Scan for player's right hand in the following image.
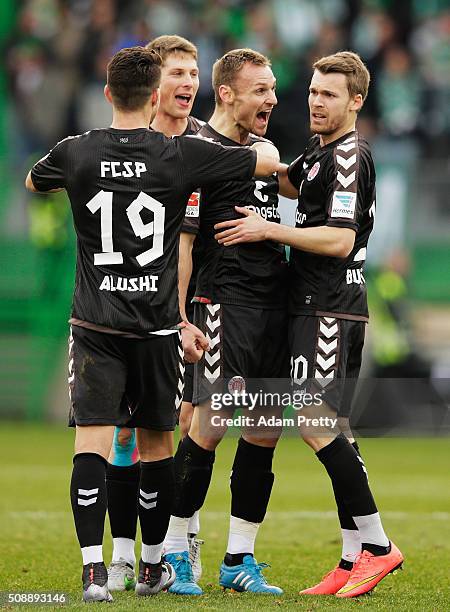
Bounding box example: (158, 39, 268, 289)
(181, 321, 209, 363)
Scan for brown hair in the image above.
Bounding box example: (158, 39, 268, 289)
(107, 46, 162, 111)
(146, 35, 198, 63)
(313, 51, 370, 102)
(212, 48, 271, 104)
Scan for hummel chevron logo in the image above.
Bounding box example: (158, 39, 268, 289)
(139, 490, 157, 510)
(205, 351, 220, 366)
(205, 366, 220, 382)
(337, 142, 356, 153)
(206, 304, 220, 315)
(318, 337, 338, 355)
(324, 317, 335, 324)
(78, 488, 98, 506)
(206, 316, 220, 332)
(314, 369, 334, 388)
(319, 322, 338, 338)
(207, 334, 220, 349)
(337, 171, 356, 188)
(336, 154, 356, 170)
(316, 353, 336, 370)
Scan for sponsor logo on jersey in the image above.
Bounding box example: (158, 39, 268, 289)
(186, 192, 200, 217)
(307, 161, 320, 181)
(346, 269, 365, 285)
(295, 209, 306, 225)
(99, 274, 159, 292)
(245, 204, 280, 220)
(331, 191, 356, 219)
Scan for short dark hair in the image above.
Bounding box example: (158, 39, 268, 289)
(146, 35, 198, 63)
(313, 51, 370, 102)
(212, 48, 271, 104)
(107, 46, 162, 111)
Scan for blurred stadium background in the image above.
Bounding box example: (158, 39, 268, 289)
(0, 0, 449, 422)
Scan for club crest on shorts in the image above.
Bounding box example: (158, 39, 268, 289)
(228, 376, 246, 394)
(307, 162, 320, 181)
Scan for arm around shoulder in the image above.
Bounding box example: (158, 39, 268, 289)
(251, 141, 281, 176)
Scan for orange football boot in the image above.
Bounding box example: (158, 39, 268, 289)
(336, 541, 403, 598)
(299, 566, 351, 595)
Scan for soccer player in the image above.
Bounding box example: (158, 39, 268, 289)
(105, 35, 205, 592)
(163, 48, 288, 596)
(25, 46, 280, 603)
(214, 51, 404, 598)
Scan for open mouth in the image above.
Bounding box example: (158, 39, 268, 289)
(312, 112, 327, 121)
(256, 110, 270, 124)
(175, 94, 192, 107)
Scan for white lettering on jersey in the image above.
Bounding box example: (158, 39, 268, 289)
(346, 269, 365, 285)
(295, 210, 306, 225)
(100, 161, 147, 178)
(254, 180, 269, 203)
(99, 274, 159, 292)
(245, 204, 280, 220)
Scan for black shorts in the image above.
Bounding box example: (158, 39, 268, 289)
(193, 302, 289, 404)
(183, 363, 194, 403)
(289, 315, 365, 417)
(68, 325, 184, 430)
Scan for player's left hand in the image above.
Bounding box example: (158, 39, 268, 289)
(181, 321, 209, 363)
(214, 206, 270, 245)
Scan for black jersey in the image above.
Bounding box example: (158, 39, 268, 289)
(193, 123, 287, 309)
(287, 130, 375, 321)
(30, 128, 256, 335)
(179, 116, 205, 312)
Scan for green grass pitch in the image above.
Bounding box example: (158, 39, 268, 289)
(0, 424, 449, 610)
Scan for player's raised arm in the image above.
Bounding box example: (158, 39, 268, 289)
(179, 134, 281, 188)
(250, 140, 281, 176)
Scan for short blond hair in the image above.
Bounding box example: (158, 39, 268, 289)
(146, 35, 197, 63)
(212, 48, 271, 105)
(313, 51, 370, 102)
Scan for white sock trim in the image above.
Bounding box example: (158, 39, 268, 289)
(341, 528, 361, 562)
(142, 542, 164, 564)
(112, 537, 136, 566)
(226, 515, 260, 555)
(353, 512, 389, 547)
(188, 510, 200, 536)
(81, 545, 103, 565)
(163, 515, 190, 554)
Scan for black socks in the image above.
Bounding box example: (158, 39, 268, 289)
(139, 457, 174, 546)
(106, 462, 140, 541)
(172, 435, 215, 517)
(230, 438, 275, 523)
(70, 453, 107, 549)
(316, 434, 377, 518)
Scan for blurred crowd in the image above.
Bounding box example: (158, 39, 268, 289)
(4, 0, 450, 162)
